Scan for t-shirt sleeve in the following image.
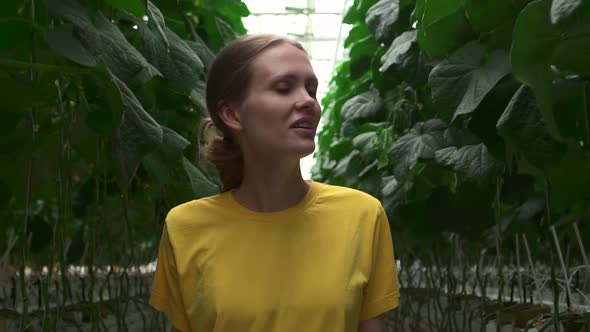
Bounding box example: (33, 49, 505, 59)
(359, 205, 400, 320)
(149, 224, 192, 332)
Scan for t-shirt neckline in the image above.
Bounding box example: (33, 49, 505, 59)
(223, 180, 320, 222)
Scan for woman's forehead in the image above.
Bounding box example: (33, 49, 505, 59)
(250, 43, 315, 79)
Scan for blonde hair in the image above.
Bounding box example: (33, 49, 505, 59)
(201, 34, 306, 192)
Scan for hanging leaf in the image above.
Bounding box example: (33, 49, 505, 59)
(182, 157, 219, 199)
(429, 42, 511, 122)
(0, 0, 30, 51)
(345, 25, 372, 49)
(109, 73, 164, 190)
(341, 88, 383, 121)
(434, 143, 502, 181)
(379, 30, 417, 74)
(46, 24, 97, 67)
(366, 0, 400, 43)
(511, 0, 590, 139)
(415, 0, 473, 56)
(465, 0, 522, 34)
(496, 85, 566, 170)
(139, 23, 204, 96)
(389, 119, 448, 178)
(46, 0, 161, 86)
(550, 0, 585, 24)
(105, 0, 145, 16)
(186, 35, 215, 70)
(381, 175, 413, 214)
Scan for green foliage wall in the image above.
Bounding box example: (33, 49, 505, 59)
(0, 0, 247, 301)
(313, 0, 590, 258)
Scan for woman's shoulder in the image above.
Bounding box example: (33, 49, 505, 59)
(313, 181, 382, 209)
(164, 192, 229, 229)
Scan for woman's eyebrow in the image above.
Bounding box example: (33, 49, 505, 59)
(270, 73, 318, 84)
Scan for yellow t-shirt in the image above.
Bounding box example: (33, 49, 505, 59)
(149, 181, 399, 332)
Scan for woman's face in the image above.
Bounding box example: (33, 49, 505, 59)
(229, 42, 321, 161)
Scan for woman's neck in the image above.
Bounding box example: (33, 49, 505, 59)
(232, 158, 310, 213)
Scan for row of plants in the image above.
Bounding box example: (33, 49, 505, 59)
(0, 0, 248, 329)
(313, 0, 590, 329)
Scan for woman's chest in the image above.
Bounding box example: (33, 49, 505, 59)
(180, 223, 369, 320)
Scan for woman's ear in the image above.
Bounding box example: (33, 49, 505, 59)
(218, 101, 243, 132)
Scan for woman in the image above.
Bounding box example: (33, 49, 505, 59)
(149, 34, 399, 332)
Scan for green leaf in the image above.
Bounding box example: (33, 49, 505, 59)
(366, 0, 400, 43)
(510, 0, 590, 139)
(182, 157, 219, 198)
(46, 24, 97, 67)
(146, 1, 169, 48)
(429, 42, 512, 121)
(496, 85, 566, 169)
(545, 143, 590, 211)
(389, 119, 448, 178)
(46, 0, 161, 86)
(379, 30, 417, 73)
(550, 0, 584, 24)
(139, 24, 204, 96)
(109, 73, 164, 190)
(341, 88, 383, 121)
(349, 35, 379, 78)
(465, 0, 522, 34)
(105, 0, 145, 16)
(186, 35, 215, 70)
(0, 0, 30, 51)
(190, 80, 207, 115)
(160, 126, 190, 161)
(143, 127, 190, 183)
(344, 24, 372, 49)
(381, 175, 413, 214)
(415, 0, 473, 56)
(434, 143, 501, 181)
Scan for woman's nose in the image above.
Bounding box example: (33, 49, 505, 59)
(294, 90, 317, 110)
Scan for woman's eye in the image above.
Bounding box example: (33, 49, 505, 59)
(307, 88, 317, 98)
(275, 84, 290, 94)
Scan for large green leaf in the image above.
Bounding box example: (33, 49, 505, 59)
(341, 88, 383, 121)
(379, 30, 417, 74)
(0, 0, 30, 51)
(344, 24, 372, 49)
(109, 73, 164, 190)
(46, 0, 161, 86)
(496, 85, 566, 169)
(550, 0, 585, 24)
(511, 0, 590, 139)
(139, 20, 204, 96)
(389, 119, 448, 178)
(434, 143, 501, 181)
(182, 157, 220, 199)
(465, 0, 522, 34)
(186, 35, 215, 70)
(429, 42, 512, 121)
(415, 0, 473, 56)
(46, 24, 97, 67)
(381, 175, 414, 214)
(143, 127, 190, 183)
(366, 0, 400, 43)
(105, 0, 145, 16)
(349, 35, 379, 78)
(344, 0, 380, 24)
(544, 143, 590, 211)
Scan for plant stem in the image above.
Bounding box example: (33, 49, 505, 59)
(515, 234, 524, 304)
(0, 59, 92, 74)
(550, 225, 572, 309)
(583, 82, 589, 147)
